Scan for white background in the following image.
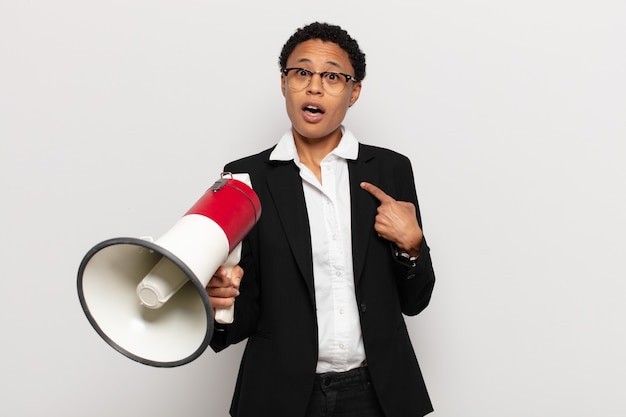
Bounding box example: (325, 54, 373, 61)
(1, 1, 625, 416)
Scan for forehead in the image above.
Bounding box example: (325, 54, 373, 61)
(287, 39, 353, 72)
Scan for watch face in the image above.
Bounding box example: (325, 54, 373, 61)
(395, 249, 417, 267)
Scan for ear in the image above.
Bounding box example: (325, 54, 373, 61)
(281, 73, 287, 97)
(348, 82, 362, 107)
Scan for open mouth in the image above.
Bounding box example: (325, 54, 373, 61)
(304, 105, 324, 114)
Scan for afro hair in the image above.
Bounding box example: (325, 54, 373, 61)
(278, 22, 366, 82)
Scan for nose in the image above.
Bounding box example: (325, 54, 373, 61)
(307, 73, 324, 95)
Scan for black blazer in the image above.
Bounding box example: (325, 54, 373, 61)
(211, 143, 435, 417)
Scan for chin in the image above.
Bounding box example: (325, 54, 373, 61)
(294, 125, 340, 142)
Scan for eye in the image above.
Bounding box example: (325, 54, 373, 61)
(296, 68, 311, 78)
(323, 72, 342, 84)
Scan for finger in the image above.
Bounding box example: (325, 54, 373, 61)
(209, 295, 235, 308)
(213, 266, 229, 279)
(360, 182, 395, 203)
(230, 265, 244, 289)
(207, 286, 240, 297)
(207, 272, 230, 288)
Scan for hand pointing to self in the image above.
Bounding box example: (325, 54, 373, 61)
(360, 182, 423, 257)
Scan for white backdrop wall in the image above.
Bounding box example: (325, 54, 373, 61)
(1, 1, 625, 416)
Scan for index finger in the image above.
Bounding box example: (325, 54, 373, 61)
(360, 182, 395, 203)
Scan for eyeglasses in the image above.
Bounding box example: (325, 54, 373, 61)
(282, 67, 359, 95)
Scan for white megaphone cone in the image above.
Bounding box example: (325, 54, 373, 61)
(77, 173, 261, 367)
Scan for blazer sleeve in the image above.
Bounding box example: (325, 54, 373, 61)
(391, 154, 436, 316)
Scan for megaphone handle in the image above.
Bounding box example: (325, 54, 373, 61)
(214, 242, 242, 324)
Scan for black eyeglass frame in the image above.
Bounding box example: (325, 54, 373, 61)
(281, 67, 360, 92)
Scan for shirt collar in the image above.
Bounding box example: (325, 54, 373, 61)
(269, 126, 359, 162)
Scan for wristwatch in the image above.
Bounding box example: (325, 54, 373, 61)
(394, 248, 419, 268)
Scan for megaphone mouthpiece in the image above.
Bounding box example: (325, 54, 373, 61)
(136, 256, 190, 309)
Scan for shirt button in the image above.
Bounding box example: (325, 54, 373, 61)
(360, 303, 367, 313)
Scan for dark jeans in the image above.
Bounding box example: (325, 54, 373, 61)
(304, 366, 386, 417)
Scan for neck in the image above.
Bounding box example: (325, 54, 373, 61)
(292, 128, 342, 183)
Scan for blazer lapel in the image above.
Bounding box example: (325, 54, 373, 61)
(265, 162, 316, 306)
(348, 145, 379, 286)
(262, 145, 379, 302)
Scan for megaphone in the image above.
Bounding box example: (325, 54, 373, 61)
(77, 172, 261, 367)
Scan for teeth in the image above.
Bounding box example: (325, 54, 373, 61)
(305, 106, 322, 113)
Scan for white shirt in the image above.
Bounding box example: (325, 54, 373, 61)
(270, 128, 366, 373)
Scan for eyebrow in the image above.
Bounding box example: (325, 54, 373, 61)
(293, 57, 343, 70)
